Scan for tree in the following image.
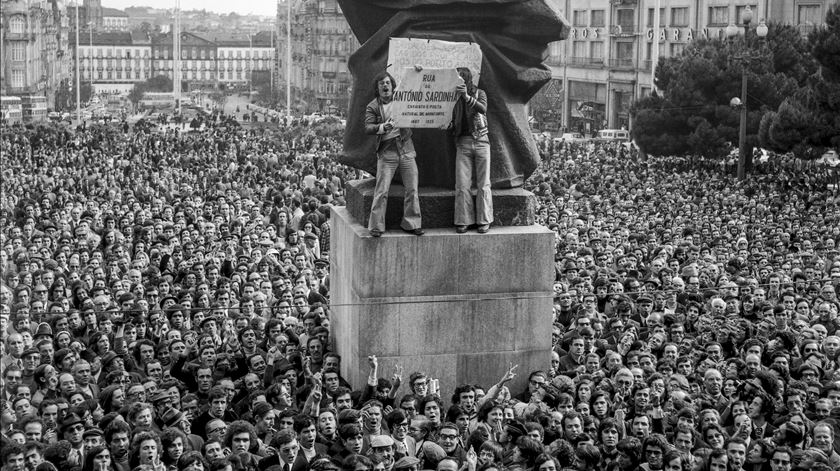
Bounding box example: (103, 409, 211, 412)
(631, 22, 816, 165)
(760, 4, 840, 157)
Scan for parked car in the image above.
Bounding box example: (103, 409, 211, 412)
(595, 129, 630, 142)
(560, 132, 587, 142)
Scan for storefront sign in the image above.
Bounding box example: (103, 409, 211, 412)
(645, 27, 728, 42)
(569, 27, 602, 39)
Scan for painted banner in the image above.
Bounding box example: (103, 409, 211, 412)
(387, 37, 483, 88)
(391, 67, 462, 129)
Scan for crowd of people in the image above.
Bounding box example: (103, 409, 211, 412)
(0, 113, 839, 471)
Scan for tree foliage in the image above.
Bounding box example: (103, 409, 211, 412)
(631, 22, 816, 161)
(128, 75, 175, 105)
(760, 4, 840, 157)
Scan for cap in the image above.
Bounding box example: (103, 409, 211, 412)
(35, 322, 53, 338)
(82, 427, 104, 439)
(313, 258, 328, 267)
(505, 420, 527, 438)
(101, 351, 119, 368)
(150, 391, 172, 404)
(370, 435, 395, 448)
(394, 457, 421, 470)
(21, 347, 39, 358)
(160, 407, 186, 428)
(637, 294, 653, 304)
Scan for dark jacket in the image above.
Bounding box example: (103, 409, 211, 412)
(451, 88, 488, 139)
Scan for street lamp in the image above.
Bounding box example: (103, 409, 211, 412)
(726, 6, 768, 181)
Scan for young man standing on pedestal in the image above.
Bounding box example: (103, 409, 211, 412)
(364, 71, 424, 237)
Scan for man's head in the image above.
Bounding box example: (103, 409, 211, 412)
(374, 72, 396, 101)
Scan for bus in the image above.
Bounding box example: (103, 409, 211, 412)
(0, 96, 23, 124)
(139, 92, 175, 110)
(20, 95, 47, 122)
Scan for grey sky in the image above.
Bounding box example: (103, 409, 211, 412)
(102, 0, 279, 17)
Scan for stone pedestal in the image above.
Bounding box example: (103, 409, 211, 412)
(330, 202, 554, 400)
(345, 179, 537, 230)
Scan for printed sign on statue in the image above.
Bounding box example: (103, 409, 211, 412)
(390, 68, 462, 129)
(387, 38, 483, 88)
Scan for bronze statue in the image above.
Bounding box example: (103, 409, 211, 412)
(337, 0, 570, 189)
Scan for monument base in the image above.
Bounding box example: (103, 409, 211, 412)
(330, 206, 554, 400)
(345, 179, 537, 230)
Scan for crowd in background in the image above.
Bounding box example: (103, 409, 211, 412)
(1, 116, 839, 471)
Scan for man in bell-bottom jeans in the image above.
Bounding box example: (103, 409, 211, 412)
(452, 67, 492, 234)
(365, 71, 424, 237)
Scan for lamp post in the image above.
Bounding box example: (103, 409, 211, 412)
(726, 6, 768, 181)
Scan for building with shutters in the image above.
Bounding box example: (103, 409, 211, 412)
(545, 0, 840, 136)
(1, 0, 71, 109)
(70, 30, 152, 94)
(276, 0, 357, 114)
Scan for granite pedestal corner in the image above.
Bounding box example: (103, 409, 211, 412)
(330, 205, 554, 399)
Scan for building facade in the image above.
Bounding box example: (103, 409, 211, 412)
(203, 31, 273, 87)
(67, 29, 277, 95)
(1, 0, 70, 109)
(71, 31, 152, 94)
(151, 32, 218, 90)
(277, 0, 357, 114)
(101, 7, 128, 31)
(548, 0, 840, 136)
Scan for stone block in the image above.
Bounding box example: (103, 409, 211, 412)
(330, 206, 554, 400)
(344, 178, 537, 229)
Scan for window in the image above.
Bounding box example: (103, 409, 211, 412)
(191, 48, 197, 59)
(11, 43, 25, 61)
(200, 49, 206, 59)
(616, 9, 635, 30)
(709, 6, 729, 26)
(155, 49, 160, 59)
(650, 41, 665, 59)
(591, 41, 604, 62)
(671, 7, 689, 26)
(116, 48, 122, 57)
(591, 10, 605, 27)
(647, 8, 665, 26)
(10, 15, 25, 33)
(798, 4, 821, 25)
(573, 10, 587, 26)
(573, 41, 587, 58)
(11, 69, 25, 87)
(670, 43, 686, 56)
(614, 41, 634, 66)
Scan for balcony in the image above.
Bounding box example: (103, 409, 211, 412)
(609, 58, 636, 69)
(566, 57, 606, 67)
(610, 24, 637, 37)
(5, 32, 31, 41)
